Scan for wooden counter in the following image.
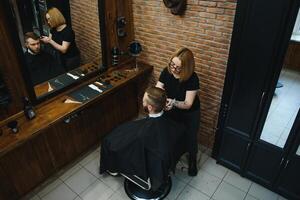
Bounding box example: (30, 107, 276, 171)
(0, 62, 152, 200)
(34, 60, 101, 97)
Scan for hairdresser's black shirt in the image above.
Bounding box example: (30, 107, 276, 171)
(159, 67, 200, 113)
(51, 26, 79, 60)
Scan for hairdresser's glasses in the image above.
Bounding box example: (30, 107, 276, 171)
(169, 61, 182, 72)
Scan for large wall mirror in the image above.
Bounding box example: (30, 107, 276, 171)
(6, 0, 106, 101)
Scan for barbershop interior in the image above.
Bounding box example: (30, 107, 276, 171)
(0, 0, 299, 200)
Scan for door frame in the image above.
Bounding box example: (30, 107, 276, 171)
(213, 0, 300, 159)
(212, 0, 300, 198)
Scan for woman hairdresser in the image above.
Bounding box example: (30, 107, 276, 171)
(41, 7, 80, 71)
(156, 47, 200, 176)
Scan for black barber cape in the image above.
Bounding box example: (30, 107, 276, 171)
(100, 114, 185, 190)
(24, 49, 65, 85)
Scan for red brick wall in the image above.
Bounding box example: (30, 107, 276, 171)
(69, 0, 101, 64)
(132, 0, 237, 148)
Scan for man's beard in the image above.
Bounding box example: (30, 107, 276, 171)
(143, 105, 149, 114)
(29, 47, 40, 55)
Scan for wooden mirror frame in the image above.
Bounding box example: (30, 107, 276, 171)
(1, 0, 108, 105)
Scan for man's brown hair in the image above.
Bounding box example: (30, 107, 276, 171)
(145, 86, 167, 112)
(24, 32, 39, 43)
(167, 47, 195, 82)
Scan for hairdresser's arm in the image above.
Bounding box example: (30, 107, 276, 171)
(41, 35, 70, 54)
(173, 90, 197, 110)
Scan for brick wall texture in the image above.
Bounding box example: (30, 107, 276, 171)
(69, 0, 102, 64)
(132, 0, 237, 148)
(68, 0, 237, 149)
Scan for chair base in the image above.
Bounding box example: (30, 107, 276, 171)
(124, 177, 172, 200)
(276, 81, 283, 88)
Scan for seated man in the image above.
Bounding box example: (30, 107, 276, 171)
(100, 86, 186, 190)
(24, 32, 65, 85)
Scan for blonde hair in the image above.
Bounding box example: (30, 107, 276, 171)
(168, 47, 195, 82)
(46, 7, 66, 28)
(145, 86, 167, 112)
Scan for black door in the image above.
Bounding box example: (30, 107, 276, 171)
(213, 0, 300, 199)
(275, 109, 300, 199)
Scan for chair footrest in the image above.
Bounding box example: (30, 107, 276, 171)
(124, 176, 172, 200)
(121, 174, 150, 190)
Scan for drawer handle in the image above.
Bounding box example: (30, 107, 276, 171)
(64, 117, 71, 124)
(64, 112, 81, 124)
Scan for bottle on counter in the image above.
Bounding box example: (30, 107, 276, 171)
(23, 97, 36, 120)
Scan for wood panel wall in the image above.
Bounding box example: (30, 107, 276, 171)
(104, 0, 135, 66)
(0, 1, 28, 120)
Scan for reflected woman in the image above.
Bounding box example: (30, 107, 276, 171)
(41, 7, 80, 71)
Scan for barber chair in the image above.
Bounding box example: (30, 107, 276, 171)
(120, 137, 186, 200)
(276, 81, 283, 88)
(101, 117, 188, 200)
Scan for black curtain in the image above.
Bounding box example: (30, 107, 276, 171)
(16, 0, 34, 33)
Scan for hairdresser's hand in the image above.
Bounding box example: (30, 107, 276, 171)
(165, 98, 175, 111)
(40, 36, 51, 43)
(40, 34, 52, 44)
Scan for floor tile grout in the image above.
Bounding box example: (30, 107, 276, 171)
(210, 169, 229, 200)
(222, 176, 252, 194)
(174, 181, 189, 200)
(28, 148, 287, 200)
(243, 182, 253, 200)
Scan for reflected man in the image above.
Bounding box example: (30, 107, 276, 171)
(24, 32, 65, 85)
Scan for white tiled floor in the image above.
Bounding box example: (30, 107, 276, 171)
(260, 68, 300, 147)
(23, 146, 287, 200)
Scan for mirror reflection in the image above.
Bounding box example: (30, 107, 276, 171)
(260, 9, 300, 147)
(260, 69, 300, 148)
(9, 0, 102, 98)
